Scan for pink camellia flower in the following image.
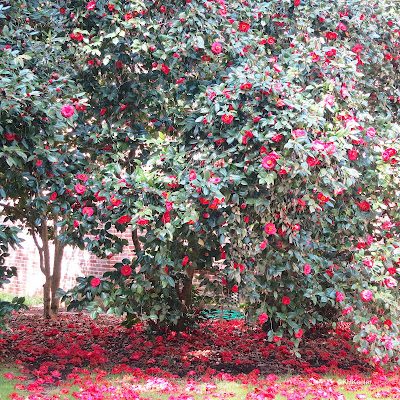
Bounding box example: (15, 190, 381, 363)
(366, 127, 376, 138)
(303, 264, 312, 275)
(189, 170, 196, 181)
(87, 1, 96, 10)
(258, 313, 268, 324)
(324, 94, 335, 106)
(336, 292, 345, 302)
(61, 104, 75, 118)
(324, 142, 336, 155)
(273, 64, 283, 72)
(312, 139, 326, 152)
(211, 42, 222, 54)
(82, 206, 94, 217)
(264, 223, 277, 235)
(348, 149, 358, 160)
(292, 129, 306, 139)
(260, 240, 268, 250)
(385, 277, 397, 288)
(208, 177, 221, 184)
(370, 317, 378, 324)
(360, 289, 373, 301)
(90, 277, 101, 287)
(262, 156, 276, 169)
(75, 184, 86, 195)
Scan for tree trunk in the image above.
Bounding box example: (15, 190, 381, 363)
(174, 266, 195, 331)
(41, 220, 52, 319)
(50, 238, 64, 315)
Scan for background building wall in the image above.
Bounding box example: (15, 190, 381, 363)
(1, 229, 136, 297)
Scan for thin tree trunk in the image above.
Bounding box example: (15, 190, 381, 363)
(50, 219, 65, 315)
(50, 238, 64, 315)
(41, 220, 52, 319)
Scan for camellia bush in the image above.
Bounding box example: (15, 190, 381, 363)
(7, 0, 400, 364)
(0, 0, 92, 317)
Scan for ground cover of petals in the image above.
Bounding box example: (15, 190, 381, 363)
(1, 310, 400, 399)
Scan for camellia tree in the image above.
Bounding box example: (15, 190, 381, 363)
(13, 0, 400, 364)
(0, 0, 92, 317)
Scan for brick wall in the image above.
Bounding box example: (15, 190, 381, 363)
(0, 229, 136, 298)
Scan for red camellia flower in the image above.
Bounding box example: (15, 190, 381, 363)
(182, 256, 189, 266)
(294, 329, 303, 338)
(282, 296, 291, 305)
(117, 215, 132, 224)
(110, 195, 122, 206)
(82, 206, 94, 217)
(326, 32, 338, 40)
(115, 61, 123, 69)
(87, 1, 96, 10)
(211, 42, 223, 54)
(90, 277, 101, 287)
(303, 264, 311, 275)
(348, 149, 358, 160)
(161, 64, 170, 74)
(61, 104, 75, 118)
(352, 44, 363, 53)
(317, 193, 329, 203)
(50, 192, 57, 201)
(70, 32, 84, 41)
(221, 114, 233, 124)
(258, 313, 268, 324)
(262, 156, 276, 169)
(240, 82, 252, 90)
(360, 289, 373, 301)
(137, 218, 149, 225)
(239, 22, 250, 32)
(265, 223, 277, 235)
(231, 285, 239, 293)
(121, 265, 132, 276)
(267, 37, 275, 44)
(75, 184, 86, 195)
(5, 132, 15, 141)
(358, 201, 370, 211)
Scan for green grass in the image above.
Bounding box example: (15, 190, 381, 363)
(0, 365, 30, 399)
(0, 292, 43, 306)
(0, 368, 379, 400)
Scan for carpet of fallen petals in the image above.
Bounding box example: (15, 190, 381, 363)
(1, 310, 400, 399)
